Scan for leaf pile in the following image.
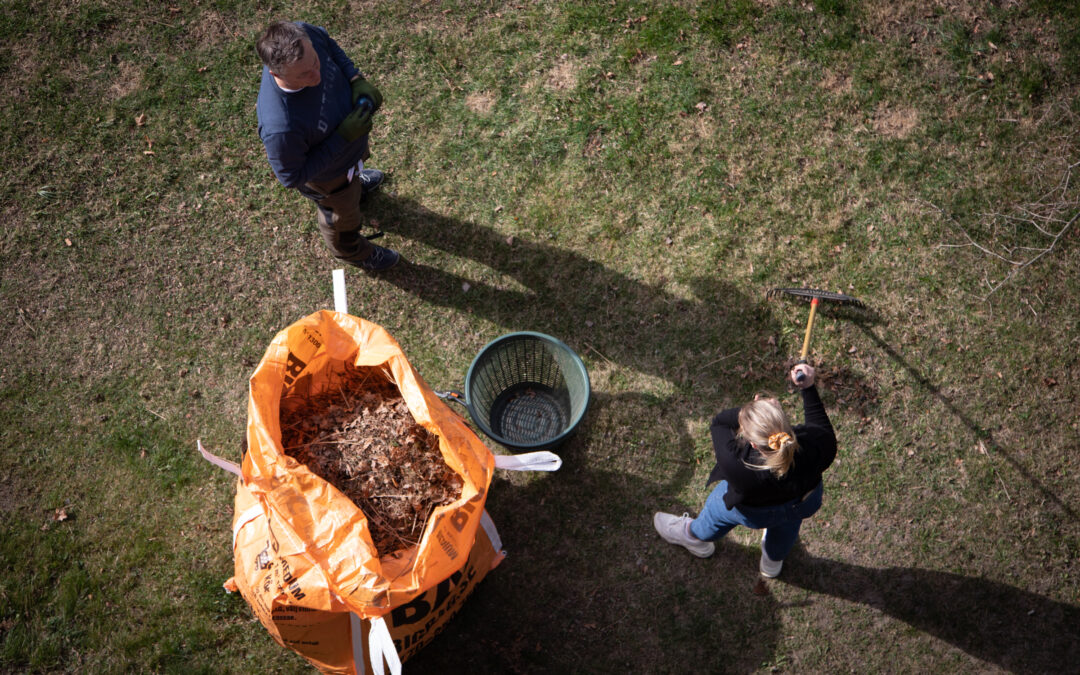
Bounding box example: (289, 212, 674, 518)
(280, 364, 463, 557)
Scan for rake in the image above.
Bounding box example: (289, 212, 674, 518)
(766, 287, 867, 382)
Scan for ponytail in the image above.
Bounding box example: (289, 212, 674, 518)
(737, 398, 799, 478)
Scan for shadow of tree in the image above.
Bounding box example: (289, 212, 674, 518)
(784, 553, 1080, 674)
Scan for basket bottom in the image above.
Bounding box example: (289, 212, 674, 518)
(488, 382, 569, 446)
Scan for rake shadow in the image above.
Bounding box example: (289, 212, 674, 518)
(857, 323, 1078, 524)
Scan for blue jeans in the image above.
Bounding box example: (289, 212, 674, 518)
(689, 480, 824, 561)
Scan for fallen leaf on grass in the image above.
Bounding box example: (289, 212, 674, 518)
(135, 113, 147, 126)
(53, 507, 69, 522)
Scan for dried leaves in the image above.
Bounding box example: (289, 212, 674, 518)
(280, 364, 463, 558)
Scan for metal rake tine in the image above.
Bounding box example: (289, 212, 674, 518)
(767, 287, 866, 308)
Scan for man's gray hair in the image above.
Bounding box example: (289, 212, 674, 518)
(256, 22, 309, 71)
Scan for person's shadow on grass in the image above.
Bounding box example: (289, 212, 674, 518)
(783, 552, 1080, 674)
(368, 193, 784, 394)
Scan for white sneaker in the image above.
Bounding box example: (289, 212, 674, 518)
(653, 512, 715, 558)
(759, 530, 783, 577)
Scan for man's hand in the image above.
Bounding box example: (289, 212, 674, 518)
(350, 77, 383, 112)
(336, 106, 373, 142)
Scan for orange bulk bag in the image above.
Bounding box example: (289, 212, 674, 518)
(225, 478, 504, 673)
(223, 310, 503, 673)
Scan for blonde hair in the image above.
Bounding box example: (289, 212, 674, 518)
(737, 398, 799, 477)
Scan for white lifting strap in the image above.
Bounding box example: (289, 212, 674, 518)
(492, 451, 562, 472)
(367, 615, 402, 675)
(197, 440, 241, 476)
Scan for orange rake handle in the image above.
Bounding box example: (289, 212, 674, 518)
(799, 297, 819, 361)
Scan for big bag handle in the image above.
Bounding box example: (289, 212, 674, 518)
(493, 451, 562, 472)
(198, 442, 561, 475)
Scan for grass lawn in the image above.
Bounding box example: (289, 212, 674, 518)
(2, 0, 1078, 672)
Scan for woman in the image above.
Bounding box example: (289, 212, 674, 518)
(653, 363, 837, 577)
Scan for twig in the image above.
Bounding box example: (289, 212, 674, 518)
(1020, 297, 1038, 317)
(995, 470, 1012, 502)
(583, 341, 617, 368)
(701, 350, 743, 369)
(15, 306, 37, 335)
(928, 159, 1079, 300)
(433, 59, 462, 92)
(983, 209, 1076, 299)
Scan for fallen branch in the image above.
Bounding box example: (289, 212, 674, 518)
(932, 159, 1079, 300)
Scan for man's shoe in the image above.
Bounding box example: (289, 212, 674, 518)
(356, 169, 384, 195)
(356, 244, 400, 272)
(653, 512, 715, 558)
(759, 530, 784, 578)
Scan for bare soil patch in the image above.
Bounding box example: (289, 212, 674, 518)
(280, 364, 463, 557)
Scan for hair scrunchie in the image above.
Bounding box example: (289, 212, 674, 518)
(767, 432, 792, 452)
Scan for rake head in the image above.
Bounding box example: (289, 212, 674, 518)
(766, 287, 867, 308)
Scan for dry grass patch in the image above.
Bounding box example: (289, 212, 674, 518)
(666, 113, 719, 155)
(862, 0, 983, 39)
(6, 42, 42, 104)
(185, 9, 245, 50)
(465, 90, 496, 115)
(108, 60, 144, 100)
(872, 103, 920, 139)
(818, 69, 852, 95)
(542, 54, 579, 91)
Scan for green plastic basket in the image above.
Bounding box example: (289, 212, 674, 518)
(445, 332, 590, 451)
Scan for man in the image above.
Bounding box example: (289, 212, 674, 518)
(256, 21, 400, 272)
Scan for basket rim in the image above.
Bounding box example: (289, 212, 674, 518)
(462, 331, 591, 450)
